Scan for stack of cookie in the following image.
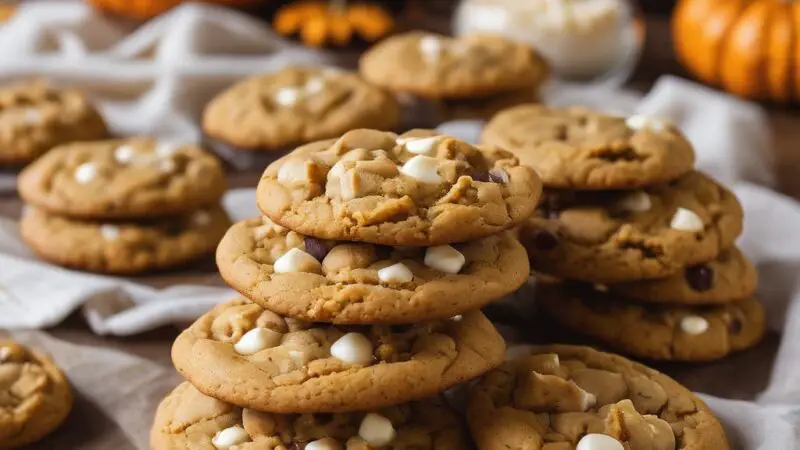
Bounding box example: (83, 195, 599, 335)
(360, 32, 549, 124)
(151, 128, 544, 448)
(17, 138, 230, 274)
(482, 104, 765, 362)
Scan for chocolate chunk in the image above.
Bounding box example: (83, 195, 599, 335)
(531, 230, 559, 251)
(471, 171, 491, 182)
(685, 265, 713, 291)
(472, 169, 508, 183)
(303, 236, 329, 261)
(728, 318, 742, 335)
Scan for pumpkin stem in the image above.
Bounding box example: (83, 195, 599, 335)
(329, 0, 348, 14)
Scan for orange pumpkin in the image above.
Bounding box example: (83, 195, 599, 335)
(87, 0, 266, 20)
(273, 1, 394, 47)
(673, 0, 800, 102)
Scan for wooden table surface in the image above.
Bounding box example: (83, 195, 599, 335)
(1, 14, 794, 447)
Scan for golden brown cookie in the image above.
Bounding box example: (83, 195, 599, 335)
(151, 382, 467, 450)
(609, 247, 758, 305)
(536, 282, 765, 361)
(482, 105, 695, 189)
(468, 344, 730, 450)
(20, 206, 231, 274)
(521, 171, 744, 283)
(359, 32, 548, 99)
(202, 67, 400, 153)
(0, 80, 108, 166)
(257, 129, 542, 246)
(18, 138, 227, 220)
(0, 341, 73, 450)
(216, 216, 530, 324)
(172, 297, 505, 413)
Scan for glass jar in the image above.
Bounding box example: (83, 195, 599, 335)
(454, 0, 646, 88)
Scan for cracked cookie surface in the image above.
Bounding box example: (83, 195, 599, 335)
(468, 344, 730, 450)
(0, 80, 108, 166)
(18, 138, 227, 219)
(536, 283, 765, 361)
(151, 382, 467, 450)
(0, 340, 72, 450)
(521, 171, 743, 283)
(216, 216, 530, 324)
(359, 32, 548, 99)
(609, 247, 757, 305)
(172, 297, 505, 413)
(21, 205, 231, 274)
(482, 105, 695, 189)
(257, 129, 542, 246)
(202, 67, 400, 152)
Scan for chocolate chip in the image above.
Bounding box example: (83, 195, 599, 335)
(471, 171, 490, 182)
(728, 318, 742, 335)
(685, 265, 713, 291)
(303, 236, 329, 261)
(531, 230, 559, 251)
(471, 169, 508, 183)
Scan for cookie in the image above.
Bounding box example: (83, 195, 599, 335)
(360, 32, 548, 99)
(257, 129, 542, 246)
(468, 344, 730, 450)
(202, 67, 400, 153)
(0, 340, 73, 450)
(0, 80, 108, 166)
(482, 105, 695, 189)
(151, 382, 467, 450)
(521, 171, 744, 283)
(18, 138, 227, 220)
(20, 205, 231, 274)
(217, 216, 530, 324)
(609, 247, 758, 305)
(172, 297, 505, 413)
(536, 282, 765, 361)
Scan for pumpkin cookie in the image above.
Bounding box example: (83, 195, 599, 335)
(257, 129, 542, 246)
(0, 80, 108, 166)
(536, 283, 765, 361)
(151, 382, 467, 450)
(360, 32, 548, 99)
(217, 216, 530, 324)
(468, 344, 730, 450)
(18, 138, 227, 220)
(202, 67, 399, 154)
(609, 247, 758, 305)
(172, 297, 505, 413)
(0, 340, 73, 450)
(20, 205, 231, 274)
(521, 171, 743, 283)
(482, 105, 695, 189)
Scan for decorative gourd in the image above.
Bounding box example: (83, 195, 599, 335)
(87, 0, 265, 20)
(673, 0, 798, 102)
(273, 0, 394, 47)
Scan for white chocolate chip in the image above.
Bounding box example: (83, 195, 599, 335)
(593, 284, 609, 292)
(626, 115, 669, 133)
(74, 162, 98, 184)
(234, 327, 283, 355)
(670, 207, 704, 232)
(330, 332, 373, 365)
(114, 145, 136, 164)
(305, 77, 326, 94)
(400, 155, 442, 184)
(424, 245, 466, 274)
(158, 159, 176, 174)
(278, 159, 310, 183)
(155, 141, 182, 159)
(23, 108, 42, 124)
(100, 225, 120, 241)
(328, 161, 348, 180)
(339, 170, 356, 201)
(616, 191, 651, 213)
(450, 315, 463, 322)
(580, 389, 597, 411)
(0, 346, 11, 362)
(273, 248, 322, 274)
(275, 87, 300, 107)
(305, 438, 342, 450)
(212, 426, 250, 449)
(680, 316, 709, 335)
(191, 210, 212, 227)
(358, 413, 396, 447)
(401, 136, 439, 155)
(576, 433, 624, 450)
(419, 36, 442, 62)
(377, 262, 414, 284)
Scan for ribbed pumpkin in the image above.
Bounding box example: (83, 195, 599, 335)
(673, 0, 799, 102)
(87, 0, 266, 20)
